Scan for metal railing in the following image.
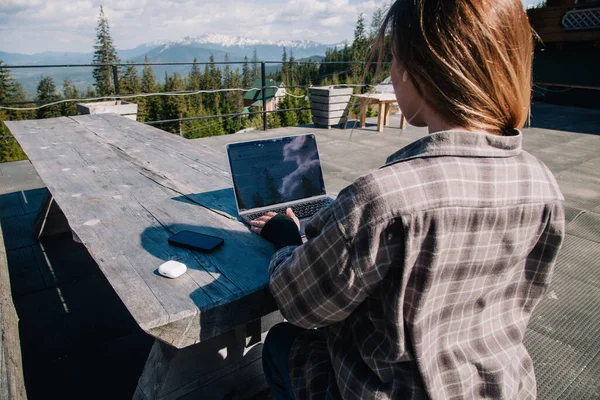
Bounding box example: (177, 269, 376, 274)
(0, 60, 380, 135)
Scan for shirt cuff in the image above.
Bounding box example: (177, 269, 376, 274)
(268, 245, 298, 277)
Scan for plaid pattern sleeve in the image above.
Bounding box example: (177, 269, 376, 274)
(267, 130, 566, 400)
(268, 182, 385, 328)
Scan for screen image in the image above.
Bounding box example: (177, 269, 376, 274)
(228, 135, 326, 212)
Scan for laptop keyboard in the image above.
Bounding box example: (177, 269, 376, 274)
(247, 198, 333, 221)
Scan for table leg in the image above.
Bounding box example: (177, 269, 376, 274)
(400, 114, 407, 129)
(33, 189, 71, 239)
(359, 100, 367, 128)
(134, 311, 282, 400)
(384, 103, 391, 127)
(377, 102, 385, 132)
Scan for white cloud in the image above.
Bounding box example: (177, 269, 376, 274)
(0, 0, 44, 14)
(0, 0, 537, 55)
(320, 16, 344, 27)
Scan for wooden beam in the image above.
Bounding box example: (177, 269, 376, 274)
(134, 311, 282, 400)
(32, 190, 71, 239)
(0, 221, 27, 400)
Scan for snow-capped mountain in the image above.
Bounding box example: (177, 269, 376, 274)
(152, 33, 345, 51)
(121, 35, 341, 72)
(3, 34, 344, 95)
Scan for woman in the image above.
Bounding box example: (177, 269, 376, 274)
(251, 0, 565, 399)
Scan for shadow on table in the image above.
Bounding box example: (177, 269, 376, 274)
(139, 222, 281, 398)
(139, 221, 278, 336)
(171, 188, 239, 218)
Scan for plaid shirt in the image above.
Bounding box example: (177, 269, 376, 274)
(268, 130, 565, 400)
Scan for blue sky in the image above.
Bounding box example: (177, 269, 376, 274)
(0, 0, 544, 54)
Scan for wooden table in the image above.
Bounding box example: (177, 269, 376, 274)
(6, 114, 282, 399)
(353, 93, 406, 132)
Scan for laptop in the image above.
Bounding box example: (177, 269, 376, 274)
(226, 134, 334, 236)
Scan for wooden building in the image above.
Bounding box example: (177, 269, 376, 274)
(243, 79, 286, 112)
(527, 0, 600, 106)
(528, 0, 600, 44)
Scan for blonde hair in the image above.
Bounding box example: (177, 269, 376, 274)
(373, 0, 534, 135)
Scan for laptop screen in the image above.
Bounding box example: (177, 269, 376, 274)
(227, 134, 326, 212)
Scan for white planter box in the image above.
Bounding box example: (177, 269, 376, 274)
(77, 101, 138, 121)
(309, 87, 352, 128)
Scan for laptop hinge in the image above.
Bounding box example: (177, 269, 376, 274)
(239, 195, 329, 217)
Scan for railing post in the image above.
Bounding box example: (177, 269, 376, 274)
(112, 65, 120, 98)
(261, 62, 267, 131)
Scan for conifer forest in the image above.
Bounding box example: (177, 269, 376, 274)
(0, 5, 392, 162)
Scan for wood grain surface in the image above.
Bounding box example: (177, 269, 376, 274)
(6, 115, 277, 348)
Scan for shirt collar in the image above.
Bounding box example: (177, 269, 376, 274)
(383, 129, 522, 167)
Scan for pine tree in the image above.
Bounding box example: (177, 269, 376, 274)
(0, 62, 28, 162)
(141, 56, 156, 93)
(85, 86, 96, 98)
(351, 13, 368, 81)
(187, 57, 203, 115)
(251, 49, 260, 81)
(342, 42, 350, 62)
(288, 52, 296, 86)
(11, 81, 29, 111)
(36, 76, 62, 119)
(223, 54, 233, 89)
(278, 91, 299, 127)
(61, 77, 79, 116)
(267, 112, 281, 129)
(242, 56, 252, 88)
(298, 98, 312, 125)
(369, 4, 385, 40)
(332, 72, 340, 85)
(204, 55, 222, 113)
(162, 72, 187, 135)
(222, 63, 244, 133)
(367, 3, 393, 81)
(140, 56, 160, 122)
(182, 116, 224, 139)
(0, 135, 26, 162)
(120, 62, 140, 94)
(119, 61, 143, 118)
(209, 55, 222, 88)
(221, 102, 240, 133)
(281, 47, 288, 84)
(0, 63, 14, 105)
(92, 6, 120, 96)
(187, 57, 202, 90)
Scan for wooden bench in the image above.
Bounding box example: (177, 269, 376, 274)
(6, 115, 283, 399)
(0, 221, 27, 400)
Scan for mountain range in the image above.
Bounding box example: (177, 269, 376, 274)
(1, 34, 344, 96)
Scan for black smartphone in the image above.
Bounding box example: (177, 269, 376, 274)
(168, 231, 224, 253)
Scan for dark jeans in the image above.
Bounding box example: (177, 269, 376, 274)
(262, 322, 306, 400)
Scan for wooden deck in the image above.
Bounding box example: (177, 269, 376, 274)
(1, 103, 599, 399)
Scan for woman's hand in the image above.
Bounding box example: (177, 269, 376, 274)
(250, 208, 300, 235)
